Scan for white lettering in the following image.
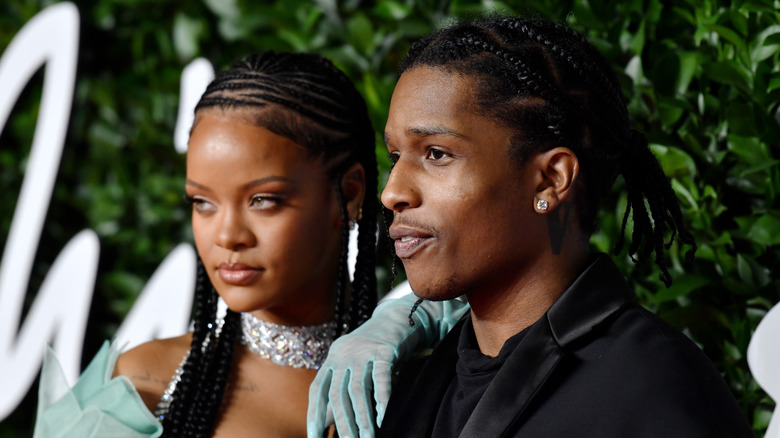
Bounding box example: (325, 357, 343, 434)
(114, 243, 197, 350)
(174, 58, 214, 153)
(0, 4, 204, 421)
(0, 2, 84, 419)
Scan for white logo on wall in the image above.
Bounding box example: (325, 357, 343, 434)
(0, 2, 213, 420)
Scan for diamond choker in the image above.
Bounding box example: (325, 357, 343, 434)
(240, 313, 336, 370)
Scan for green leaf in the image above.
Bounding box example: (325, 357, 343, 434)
(203, 0, 239, 20)
(652, 274, 711, 303)
(630, 19, 646, 55)
(650, 144, 697, 177)
(739, 160, 780, 178)
(768, 75, 780, 92)
(676, 52, 699, 95)
(736, 254, 754, 286)
(704, 24, 748, 56)
(727, 135, 768, 164)
(746, 214, 780, 245)
(750, 24, 780, 64)
(709, 231, 733, 247)
(703, 61, 749, 89)
(726, 102, 757, 136)
(671, 178, 698, 208)
(657, 101, 685, 127)
(346, 13, 374, 54)
(624, 55, 644, 86)
(374, 0, 412, 20)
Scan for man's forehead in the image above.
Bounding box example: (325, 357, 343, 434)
(383, 125, 466, 144)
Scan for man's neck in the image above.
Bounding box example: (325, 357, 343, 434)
(466, 251, 589, 357)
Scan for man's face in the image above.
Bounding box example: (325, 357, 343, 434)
(382, 66, 547, 302)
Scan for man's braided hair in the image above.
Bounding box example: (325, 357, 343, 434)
(399, 16, 696, 286)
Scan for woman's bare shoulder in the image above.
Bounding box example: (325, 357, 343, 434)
(113, 333, 193, 411)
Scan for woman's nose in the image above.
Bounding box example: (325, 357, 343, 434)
(215, 209, 257, 251)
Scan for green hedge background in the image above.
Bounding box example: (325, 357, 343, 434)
(1, 0, 778, 436)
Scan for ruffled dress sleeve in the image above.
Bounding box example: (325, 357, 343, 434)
(33, 340, 163, 438)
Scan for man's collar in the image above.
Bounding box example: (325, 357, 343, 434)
(546, 253, 635, 347)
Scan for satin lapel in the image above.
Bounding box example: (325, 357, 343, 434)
(380, 318, 463, 437)
(458, 255, 630, 438)
(458, 318, 563, 438)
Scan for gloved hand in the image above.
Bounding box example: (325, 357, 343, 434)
(307, 294, 469, 438)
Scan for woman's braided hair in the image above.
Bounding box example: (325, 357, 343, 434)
(399, 15, 696, 286)
(161, 51, 378, 437)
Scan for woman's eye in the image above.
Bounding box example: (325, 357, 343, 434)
(184, 195, 216, 213)
(250, 196, 280, 210)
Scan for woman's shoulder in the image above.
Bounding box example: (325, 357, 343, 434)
(113, 333, 193, 412)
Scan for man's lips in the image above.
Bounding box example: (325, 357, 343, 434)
(389, 225, 434, 259)
(217, 262, 263, 285)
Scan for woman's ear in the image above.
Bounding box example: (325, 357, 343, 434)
(340, 162, 366, 221)
(532, 147, 579, 214)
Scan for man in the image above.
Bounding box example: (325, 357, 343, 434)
(310, 16, 753, 438)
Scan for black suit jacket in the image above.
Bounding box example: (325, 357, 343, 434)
(379, 255, 753, 437)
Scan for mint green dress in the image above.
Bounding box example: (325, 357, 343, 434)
(33, 341, 163, 438)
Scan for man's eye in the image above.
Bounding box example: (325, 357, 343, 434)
(425, 147, 450, 161)
(387, 152, 400, 165)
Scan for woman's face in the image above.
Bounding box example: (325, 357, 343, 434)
(186, 110, 343, 325)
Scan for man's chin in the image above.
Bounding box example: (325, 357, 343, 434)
(409, 275, 465, 302)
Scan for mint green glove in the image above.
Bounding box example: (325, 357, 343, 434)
(307, 294, 469, 438)
(33, 341, 163, 438)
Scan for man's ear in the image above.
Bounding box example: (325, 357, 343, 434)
(532, 147, 579, 214)
(340, 162, 366, 221)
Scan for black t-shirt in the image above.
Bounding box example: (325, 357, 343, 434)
(431, 316, 529, 436)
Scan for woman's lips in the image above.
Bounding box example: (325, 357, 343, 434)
(218, 263, 262, 285)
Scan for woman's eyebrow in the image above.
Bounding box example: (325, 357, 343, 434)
(185, 175, 296, 192)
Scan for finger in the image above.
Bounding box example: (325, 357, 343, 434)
(332, 368, 360, 438)
(372, 361, 393, 427)
(307, 368, 333, 438)
(348, 360, 376, 437)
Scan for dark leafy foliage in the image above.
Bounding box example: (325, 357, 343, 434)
(1, 0, 777, 436)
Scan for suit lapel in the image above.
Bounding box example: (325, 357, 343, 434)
(460, 255, 632, 437)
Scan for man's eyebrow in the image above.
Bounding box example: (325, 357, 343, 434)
(185, 175, 295, 192)
(383, 126, 466, 144)
(408, 125, 466, 139)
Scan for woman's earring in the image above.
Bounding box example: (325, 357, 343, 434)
(536, 199, 549, 212)
(357, 206, 363, 221)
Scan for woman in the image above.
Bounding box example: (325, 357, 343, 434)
(35, 51, 379, 438)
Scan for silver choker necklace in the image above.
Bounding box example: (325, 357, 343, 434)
(240, 313, 336, 370)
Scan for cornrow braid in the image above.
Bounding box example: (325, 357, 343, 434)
(334, 175, 351, 334)
(399, 16, 696, 285)
(161, 258, 222, 437)
(164, 51, 378, 437)
(181, 310, 240, 437)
